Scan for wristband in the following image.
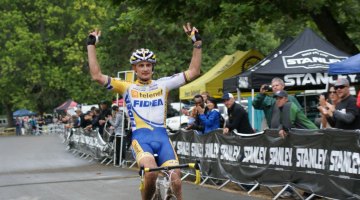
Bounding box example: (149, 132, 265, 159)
(87, 35, 98, 46)
(189, 31, 202, 44)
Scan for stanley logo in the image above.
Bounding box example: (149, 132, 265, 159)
(282, 49, 347, 69)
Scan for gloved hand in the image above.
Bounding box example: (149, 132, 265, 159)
(183, 23, 201, 44)
(87, 29, 101, 46)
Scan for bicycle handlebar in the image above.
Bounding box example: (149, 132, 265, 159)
(139, 160, 201, 185)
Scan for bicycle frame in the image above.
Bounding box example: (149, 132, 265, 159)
(138, 161, 201, 199)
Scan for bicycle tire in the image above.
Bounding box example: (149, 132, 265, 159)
(151, 193, 163, 200)
(152, 178, 163, 200)
(164, 189, 177, 200)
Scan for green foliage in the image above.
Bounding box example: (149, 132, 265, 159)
(0, 0, 111, 116)
(0, 0, 359, 119)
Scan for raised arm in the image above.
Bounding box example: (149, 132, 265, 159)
(183, 23, 202, 81)
(87, 29, 108, 85)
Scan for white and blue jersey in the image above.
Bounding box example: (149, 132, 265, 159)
(105, 72, 189, 166)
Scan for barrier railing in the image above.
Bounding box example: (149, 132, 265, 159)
(170, 128, 360, 200)
(57, 125, 360, 199)
(61, 126, 135, 167)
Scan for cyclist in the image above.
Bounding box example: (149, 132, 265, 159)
(87, 23, 202, 200)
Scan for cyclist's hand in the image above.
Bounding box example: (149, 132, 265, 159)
(183, 22, 201, 43)
(87, 29, 101, 46)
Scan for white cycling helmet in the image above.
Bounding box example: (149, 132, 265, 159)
(129, 48, 156, 65)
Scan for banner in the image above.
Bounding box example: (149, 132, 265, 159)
(170, 129, 360, 199)
(67, 128, 112, 160)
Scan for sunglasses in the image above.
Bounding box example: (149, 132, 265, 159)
(335, 85, 347, 90)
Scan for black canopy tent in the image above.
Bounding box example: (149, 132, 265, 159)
(223, 28, 352, 92)
(223, 37, 294, 93)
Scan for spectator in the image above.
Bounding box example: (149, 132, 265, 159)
(271, 90, 319, 198)
(271, 90, 318, 138)
(71, 115, 80, 128)
(73, 109, 82, 128)
(318, 85, 339, 128)
(91, 108, 101, 130)
(185, 94, 207, 133)
(80, 111, 93, 130)
(15, 117, 22, 136)
(37, 116, 45, 135)
(21, 117, 26, 135)
(253, 77, 302, 127)
(29, 116, 37, 135)
(109, 106, 124, 138)
(222, 93, 254, 134)
(201, 91, 210, 104)
(96, 100, 112, 137)
(61, 114, 71, 127)
(197, 97, 220, 134)
(90, 106, 97, 112)
(325, 78, 360, 129)
(180, 93, 208, 119)
(109, 105, 128, 160)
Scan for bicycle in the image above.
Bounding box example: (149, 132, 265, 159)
(139, 160, 201, 200)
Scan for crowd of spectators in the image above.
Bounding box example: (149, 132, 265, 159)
(13, 115, 49, 136)
(15, 77, 360, 139)
(57, 100, 131, 147)
(178, 77, 360, 197)
(183, 91, 254, 135)
(10, 76, 358, 140)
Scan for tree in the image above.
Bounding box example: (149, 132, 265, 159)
(1, 0, 359, 127)
(269, 0, 359, 54)
(111, 0, 359, 55)
(0, 0, 112, 126)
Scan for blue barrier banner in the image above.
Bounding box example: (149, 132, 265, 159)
(170, 129, 360, 199)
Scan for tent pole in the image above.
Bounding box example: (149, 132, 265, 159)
(251, 89, 255, 129)
(325, 74, 330, 91)
(236, 88, 241, 102)
(116, 94, 119, 106)
(304, 94, 307, 116)
(236, 88, 242, 128)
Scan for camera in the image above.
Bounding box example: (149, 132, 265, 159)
(263, 85, 272, 91)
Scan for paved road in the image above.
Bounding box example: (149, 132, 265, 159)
(0, 134, 265, 200)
